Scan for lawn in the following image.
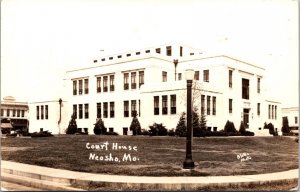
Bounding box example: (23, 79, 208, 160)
(1, 135, 298, 176)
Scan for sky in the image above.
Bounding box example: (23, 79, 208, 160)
(1, 0, 298, 107)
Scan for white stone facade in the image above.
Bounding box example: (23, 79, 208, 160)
(62, 44, 281, 135)
(28, 100, 68, 134)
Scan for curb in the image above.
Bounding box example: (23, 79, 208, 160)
(1, 160, 298, 190)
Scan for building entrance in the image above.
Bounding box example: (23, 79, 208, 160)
(243, 109, 250, 128)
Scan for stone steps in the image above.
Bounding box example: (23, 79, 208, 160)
(1, 169, 84, 191)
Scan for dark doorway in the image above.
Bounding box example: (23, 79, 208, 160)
(123, 127, 128, 135)
(243, 109, 249, 128)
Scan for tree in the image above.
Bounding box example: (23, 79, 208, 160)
(130, 113, 141, 135)
(282, 116, 290, 133)
(175, 112, 187, 137)
(193, 107, 205, 137)
(239, 121, 246, 135)
(66, 113, 77, 134)
(93, 118, 107, 135)
(224, 120, 237, 133)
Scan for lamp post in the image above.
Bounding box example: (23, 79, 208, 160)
(58, 98, 62, 135)
(183, 69, 195, 169)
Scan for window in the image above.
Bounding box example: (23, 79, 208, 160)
(118, 55, 122, 58)
(79, 80, 83, 95)
(110, 75, 114, 91)
(162, 71, 167, 82)
(295, 116, 298, 124)
(212, 96, 216, 115)
(97, 77, 101, 93)
(229, 99, 233, 113)
(36, 106, 39, 120)
(131, 72, 137, 89)
(73, 105, 77, 118)
(45, 105, 48, 119)
(1, 109, 4, 116)
(201, 95, 205, 115)
(257, 103, 260, 116)
(103, 102, 108, 118)
(73, 80, 77, 95)
(171, 95, 176, 114)
(139, 71, 144, 87)
(101, 58, 105, 61)
(84, 79, 89, 94)
(131, 100, 137, 116)
(178, 73, 182, 80)
(109, 128, 114, 132)
(257, 78, 261, 93)
(194, 71, 199, 80)
(268, 105, 271, 119)
(13, 109, 16, 117)
(103, 76, 108, 92)
(229, 70, 233, 88)
(204, 70, 209, 82)
(124, 101, 129, 117)
(272, 105, 274, 119)
(166, 46, 172, 56)
(110, 102, 115, 118)
(274, 105, 277, 120)
(136, 52, 140, 55)
(190, 53, 194, 55)
(97, 103, 101, 118)
(84, 104, 89, 119)
(79, 104, 83, 119)
(109, 57, 113, 60)
(145, 50, 150, 53)
(21, 110, 25, 117)
(156, 48, 161, 54)
(207, 96, 211, 115)
(124, 73, 129, 90)
(162, 95, 168, 115)
(7, 109, 10, 117)
(242, 78, 249, 99)
(127, 53, 131, 57)
(180, 46, 183, 57)
(93, 60, 97, 63)
(41, 106, 44, 119)
(154, 96, 159, 115)
(17, 110, 20, 117)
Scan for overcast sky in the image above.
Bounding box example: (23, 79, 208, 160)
(1, 0, 298, 107)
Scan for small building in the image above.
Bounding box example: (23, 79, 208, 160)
(1, 96, 29, 134)
(28, 98, 68, 134)
(282, 107, 299, 134)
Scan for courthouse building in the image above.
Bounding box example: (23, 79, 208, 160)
(58, 44, 281, 135)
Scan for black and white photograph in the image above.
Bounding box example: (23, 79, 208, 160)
(1, 0, 298, 191)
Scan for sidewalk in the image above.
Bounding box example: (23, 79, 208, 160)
(1, 160, 299, 190)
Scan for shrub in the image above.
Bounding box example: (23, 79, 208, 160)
(130, 113, 141, 135)
(149, 123, 168, 136)
(244, 131, 255, 136)
(239, 121, 246, 135)
(66, 113, 77, 134)
(140, 129, 150, 136)
(224, 120, 237, 133)
(210, 130, 228, 137)
(31, 131, 53, 137)
(266, 123, 275, 135)
(168, 129, 175, 136)
(94, 118, 107, 135)
(104, 132, 119, 136)
(282, 116, 290, 134)
(175, 113, 187, 137)
(193, 108, 205, 137)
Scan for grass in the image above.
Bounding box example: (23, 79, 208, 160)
(1, 135, 298, 177)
